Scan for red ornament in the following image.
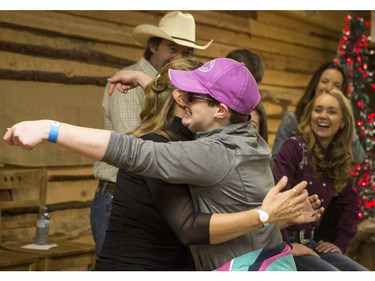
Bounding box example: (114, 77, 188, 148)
(357, 101, 365, 108)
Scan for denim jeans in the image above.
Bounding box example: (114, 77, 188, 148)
(294, 240, 368, 271)
(90, 190, 113, 257)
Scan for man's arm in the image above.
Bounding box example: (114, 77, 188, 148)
(107, 69, 152, 95)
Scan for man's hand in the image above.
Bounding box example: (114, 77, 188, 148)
(107, 70, 152, 95)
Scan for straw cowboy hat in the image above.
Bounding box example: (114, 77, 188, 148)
(132, 11, 213, 50)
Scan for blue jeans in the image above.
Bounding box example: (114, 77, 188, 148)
(90, 189, 113, 257)
(294, 240, 368, 271)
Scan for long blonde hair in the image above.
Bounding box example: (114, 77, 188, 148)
(131, 59, 203, 140)
(298, 89, 354, 192)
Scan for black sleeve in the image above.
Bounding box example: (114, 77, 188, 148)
(145, 174, 211, 246)
(142, 134, 211, 246)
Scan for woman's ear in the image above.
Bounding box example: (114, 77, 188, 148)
(172, 90, 186, 108)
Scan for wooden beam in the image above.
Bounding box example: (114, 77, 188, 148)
(0, 25, 143, 65)
(0, 50, 118, 81)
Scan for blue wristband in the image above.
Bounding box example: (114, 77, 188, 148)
(47, 120, 61, 143)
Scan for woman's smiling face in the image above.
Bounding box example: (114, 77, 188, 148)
(315, 68, 344, 95)
(310, 93, 345, 148)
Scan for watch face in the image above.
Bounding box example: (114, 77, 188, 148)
(257, 207, 269, 223)
(257, 207, 269, 226)
(260, 212, 269, 222)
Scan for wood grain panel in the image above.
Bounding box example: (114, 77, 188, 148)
(0, 26, 141, 67)
(248, 18, 338, 51)
(257, 11, 341, 39)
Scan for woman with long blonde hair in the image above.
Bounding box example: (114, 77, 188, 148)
(272, 89, 368, 271)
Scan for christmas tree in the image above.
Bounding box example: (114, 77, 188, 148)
(334, 15, 375, 219)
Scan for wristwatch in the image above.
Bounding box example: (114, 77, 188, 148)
(256, 207, 270, 227)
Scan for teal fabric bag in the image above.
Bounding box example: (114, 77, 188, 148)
(214, 242, 296, 271)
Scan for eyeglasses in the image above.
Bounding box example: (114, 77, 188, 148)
(186, 92, 217, 103)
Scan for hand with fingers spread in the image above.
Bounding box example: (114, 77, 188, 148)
(261, 176, 309, 225)
(288, 194, 325, 226)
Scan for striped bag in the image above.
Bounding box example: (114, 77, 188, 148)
(214, 242, 296, 271)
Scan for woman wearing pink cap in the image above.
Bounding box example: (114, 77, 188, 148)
(4, 58, 322, 271)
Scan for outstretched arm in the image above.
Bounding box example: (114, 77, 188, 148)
(5, 121, 322, 246)
(4, 120, 110, 161)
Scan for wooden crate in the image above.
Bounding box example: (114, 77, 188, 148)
(0, 250, 38, 271)
(1, 207, 94, 245)
(0, 212, 36, 244)
(0, 165, 97, 246)
(0, 167, 43, 209)
(45, 166, 98, 207)
(1, 240, 95, 271)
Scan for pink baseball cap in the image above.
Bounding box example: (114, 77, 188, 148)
(168, 58, 260, 115)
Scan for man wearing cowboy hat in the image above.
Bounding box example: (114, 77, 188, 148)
(91, 11, 213, 257)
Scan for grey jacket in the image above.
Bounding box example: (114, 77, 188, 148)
(103, 122, 282, 270)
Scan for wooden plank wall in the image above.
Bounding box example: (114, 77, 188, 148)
(0, 10, 370, 156)
(0, 10, 371, 247)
